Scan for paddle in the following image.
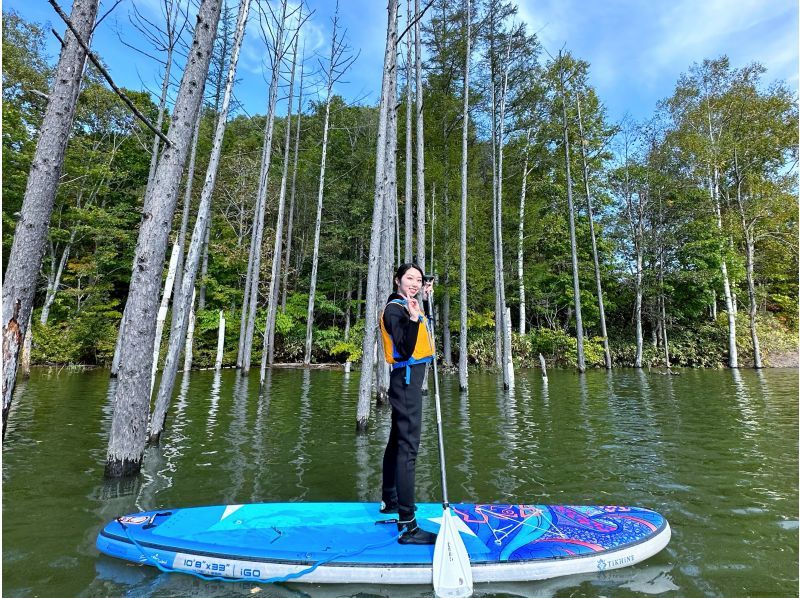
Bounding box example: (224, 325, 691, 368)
(423, 289, 473, 598)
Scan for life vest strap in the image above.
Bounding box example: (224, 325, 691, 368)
(391, 355, 433, 384)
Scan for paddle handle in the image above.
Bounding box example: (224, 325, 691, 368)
(424, 290, 450, 509)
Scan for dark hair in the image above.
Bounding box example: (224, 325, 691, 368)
(393, 263, 424, 291)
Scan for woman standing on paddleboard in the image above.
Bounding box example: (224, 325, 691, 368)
(378, 263, 438, 545)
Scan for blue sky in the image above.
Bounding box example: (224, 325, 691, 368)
(6, 0, 798, 125)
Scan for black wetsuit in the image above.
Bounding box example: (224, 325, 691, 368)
(381, 293, 427, 525)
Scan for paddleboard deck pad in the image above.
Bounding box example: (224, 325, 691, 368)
(97, 502, 671, 584)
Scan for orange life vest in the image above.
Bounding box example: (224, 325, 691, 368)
(379, 299, 435, 382)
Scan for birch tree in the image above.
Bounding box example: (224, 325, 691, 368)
(104, 0, 222, 475)
(667, 59, 739, 367)
(517, 129, 531, 334)
(726, 75, 797, 369)
(150, 0, 251, 444)
(2, 0, 100, 437)
(655, 191, 671, 369)
(303, 2, 356, 366)
(356, 0, 398, 431)
(703, 68, 739, 368)
(616, 122, 647, 368)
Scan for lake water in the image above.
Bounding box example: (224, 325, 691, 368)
(3, 367, 798, 597)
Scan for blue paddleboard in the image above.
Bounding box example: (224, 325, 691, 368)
(96, 502, 670, 584)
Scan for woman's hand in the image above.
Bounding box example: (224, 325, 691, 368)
(406, 297, 422, 321)
(422, 279, 434, 300)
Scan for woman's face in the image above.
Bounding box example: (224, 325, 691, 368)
(395, 268, 422, 298)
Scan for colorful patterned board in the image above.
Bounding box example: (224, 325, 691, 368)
(96, 502, 670, 584)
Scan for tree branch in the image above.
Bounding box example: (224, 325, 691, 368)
(397, 0, 435, 43)
(47, 0, 172, 147)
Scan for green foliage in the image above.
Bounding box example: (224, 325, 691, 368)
(5, 10, 796, 374)
(330, 341, 362, 362)
(30, 310, 118, 365)
(526, 328, 606, 368)
(466, 310, 495, 330)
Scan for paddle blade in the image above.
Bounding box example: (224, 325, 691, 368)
(433, 506, 473, 598)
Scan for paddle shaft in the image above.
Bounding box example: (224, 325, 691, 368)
(423, 290, 450, 509)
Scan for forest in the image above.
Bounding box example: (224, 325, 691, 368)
(2, 0, 797, 470)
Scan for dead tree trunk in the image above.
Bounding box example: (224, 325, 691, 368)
(376, 6, 400, 403)
(104, 0, 222, 475)
(215, 310, 226, 370)
(237, 199, 256, 368)
(403, 0, 414, 263)
(576, 93, 611, 368)
(558, 57, 585, 372)
(263, 8, 302, 372)
(303, 4, 353, 367)
(40, 230, 76, 325)
(281, 51, 305, 313)
(198, 221, 211, 310)
(240, 0, 289, 374)
(150, 244, 180, 395)
(457, 0, 471, 391)
(183, 288, 196, 372)
(414, 0, 426, 271)
(172, 119, 202, 321)
(356, 0, 397, 431)
(149, 0, 251, 444)
(21, 314, 33, 378)
(2, 0, 99, 437)
(496, 40, 513, 389)
(143, 0, 182, 196)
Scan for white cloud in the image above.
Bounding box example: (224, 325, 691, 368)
(652, 0, 788, 65)
(512, 0, 798, 121)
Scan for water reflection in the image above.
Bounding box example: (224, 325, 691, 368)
(731, 368, 761, 439)
(354, 432, 372, 503)
(89, 561, 678, 598)
(291, 369, 312, 499)
(207, 369, 221, 434)
(224, 373, 250, 503)
(4, 367, 798, 597)
(162, 372, 191, 480)
(577, 373, 597, 463)
(457, 386, 476, 498)
(251, 369, 272, 502)
(494, 371, 521, 499)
